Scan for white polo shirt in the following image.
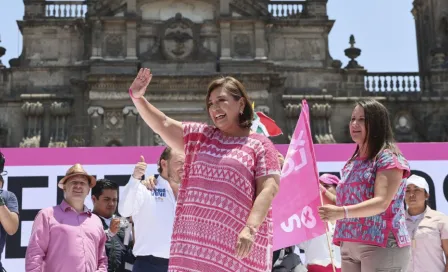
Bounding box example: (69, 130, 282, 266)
(118, 175, 176, 259)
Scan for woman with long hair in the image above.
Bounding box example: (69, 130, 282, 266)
(318, 99, 411, 272)
(129, 68, 281, 272)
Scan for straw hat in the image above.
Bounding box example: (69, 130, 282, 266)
(58, 163, 96, 189)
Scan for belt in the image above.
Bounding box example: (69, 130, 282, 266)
(136, 255, 169, 265)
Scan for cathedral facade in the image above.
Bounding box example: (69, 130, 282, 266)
(0, 0, 447, 148)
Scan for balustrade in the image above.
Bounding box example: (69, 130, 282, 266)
(45, 1, 87, 18)
(365, 72, 426, 92)
(268, 1, 307, 17)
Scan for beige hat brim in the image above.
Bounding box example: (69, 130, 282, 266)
(58, 173, 97, 189)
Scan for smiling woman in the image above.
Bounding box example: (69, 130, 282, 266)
(128, 68, 281, 272)
(318, 99, 412, 272)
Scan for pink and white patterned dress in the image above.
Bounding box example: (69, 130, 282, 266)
(168, 122, 281, 272)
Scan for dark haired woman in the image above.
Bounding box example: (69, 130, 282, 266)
(318, 99, 411, 272)
(129, 68, 281, 272)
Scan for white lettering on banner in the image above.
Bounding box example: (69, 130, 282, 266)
(0, 160, 447, 271)
(280, 206, 317, 233)
(282, 130, 307, 177)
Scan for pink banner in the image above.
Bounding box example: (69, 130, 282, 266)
(272, 100, 326, 250)
(0, 143, 447, 166)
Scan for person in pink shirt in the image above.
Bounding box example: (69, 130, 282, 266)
(318, 99, 411, 272)
(405, 174, 448, 272)
(25, 164, 108, 272)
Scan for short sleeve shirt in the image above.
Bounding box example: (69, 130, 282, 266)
(0, 190, 19, 256)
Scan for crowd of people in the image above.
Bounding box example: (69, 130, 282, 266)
(0, 68, 445, 272)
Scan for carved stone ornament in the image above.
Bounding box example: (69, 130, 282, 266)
(105, 110, 123, 130)
(20, 135, 41, 148)
(233, 34, 251, 58)
(22, 102, 44, 117)
(161, 13, 196, 61)
(105, 34, 124, 57)
(50, 101, 70, 116)
(394, 112, 412, 134)
(122, 106, 138, 116)
(87, 106, 104, 117)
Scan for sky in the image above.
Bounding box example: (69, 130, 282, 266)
(0, 0, 418, 72)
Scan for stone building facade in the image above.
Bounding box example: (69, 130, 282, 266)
(0, 0, 447, 148)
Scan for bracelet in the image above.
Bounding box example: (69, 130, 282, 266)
(343, 206, 349, 219)
(129, 88, 138, 99)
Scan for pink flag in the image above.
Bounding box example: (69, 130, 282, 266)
(273, 100, 326, 250)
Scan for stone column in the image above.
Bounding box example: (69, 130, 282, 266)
(220, 22, 232, 60)
(87, 106, 104, 146)
(127, 0, 137, 14)
(220, 0, 231, 15)
(126, 21, 138, 60)
(122, 106, 138, 145)
(20, 102, 44, 148)
(90, 20, 103, 60)
(254, 22, 266, 60)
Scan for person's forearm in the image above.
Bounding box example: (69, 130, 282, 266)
(246, 184, 278, 229)
(132, 97, 168, 135)
(345, 197, 388, 218)
(323, 190, 336, 203)
(0, 205, 18, 235)
(131, 97, 183, 151)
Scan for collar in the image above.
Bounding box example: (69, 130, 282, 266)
(60, 199, 92, 216)
(406, 206, 433, 220)
(157, 175, 169, 186)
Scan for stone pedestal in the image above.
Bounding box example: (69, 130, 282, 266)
(254, 22, 267, 60)
(87, 106, 104, 146)
(127, 0, 136, 14)
(220, 22, 231, 60)
(220, 0, 230, 15)
(122, 106, 138, 145)
(91, 20, 103, 60)
(126, 22, 138, 60)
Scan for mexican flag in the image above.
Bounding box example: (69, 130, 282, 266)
(251, 111, 283, 137)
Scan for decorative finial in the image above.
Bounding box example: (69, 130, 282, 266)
(349, 34, 355, 48)
(344, 35, 363, 69)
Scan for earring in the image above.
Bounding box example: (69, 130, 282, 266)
(240, 110, 243, 115)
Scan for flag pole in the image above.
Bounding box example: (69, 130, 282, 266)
(318, 188, 337, 272)
(303, 99, 337, 272)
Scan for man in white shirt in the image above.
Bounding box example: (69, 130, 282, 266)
(119, 147, 184, 272)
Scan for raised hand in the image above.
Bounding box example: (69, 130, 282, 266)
(132, 155, 147, 180)
(129, 68, 152, 99)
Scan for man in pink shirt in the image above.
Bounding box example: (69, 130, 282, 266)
(25, 164, 108, 272)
